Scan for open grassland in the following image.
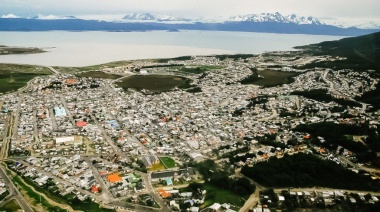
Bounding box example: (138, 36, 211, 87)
(295, 32, 380, 71)
(202, 183, 246, 208)
(148, 163, 166, 172)
(116, 75, 191, 91)
(12, 175, 67, 212)
(241, 69, 298, 87)
(159, 157, 176, 168)
(0, 199, 22, 212)
(0, 64, 51, 93)
(255, 70, 298, 87)
(175, 65, 223, 74)
(53, 60, 136, 73)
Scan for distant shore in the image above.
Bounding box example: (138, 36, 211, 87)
(0, 45, 46, 55)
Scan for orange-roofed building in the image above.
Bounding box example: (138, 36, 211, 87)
(91, 185, 99, 193)
(107, 173, 122, 183)
(76, 121, 87, 127)
(319, 148, 326, 154)
(65, 78, 78, 84)
(158, 189, 171, 198)
(304, 135, 310, 139)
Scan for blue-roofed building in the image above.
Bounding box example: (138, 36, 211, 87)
(54, 106, 67, 117)
(106, 120, 120, 128)
(166, 178, 173, 186)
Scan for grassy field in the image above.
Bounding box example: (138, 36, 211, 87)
(115, 75, 191, 91)
(0, 199, 22, 212)
(202, 183, 246, 208)
(159, 157, 176, 168)
(0, 64, 51, 93)
(247, 70, 298, 87)
(177, 65, 222, 74)
(155, 56, 193, 63)
(18, 175, 113, 212)
(76, 71, 122, 79)
(12, 175, 67, 212)
(53, 60, 134, 73)
(148, 163, 166, 172)
(295, 31, 380, 71)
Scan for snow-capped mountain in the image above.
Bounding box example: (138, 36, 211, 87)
(32, 15, 77, 20)
(354, 22, 380, 29)
(228, 12, 324, 25)
(122, 12, 326, 25)
(119, 12, 380, 29)
(122, 13, 190, 22)
(285, 14, 324, 25)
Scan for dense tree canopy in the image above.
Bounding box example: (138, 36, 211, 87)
(241, 153, 380, 191)
(194, 159, 256, 196)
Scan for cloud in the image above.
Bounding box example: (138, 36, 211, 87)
(1, 13, 20, 18)
(34, 14, 76, 20)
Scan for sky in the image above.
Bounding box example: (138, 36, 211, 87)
(1, 0, 380, 25)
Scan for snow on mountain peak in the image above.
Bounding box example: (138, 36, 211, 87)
(106, 12, 379, 29)
(228, 12, 324, 25)
(32, 14, 77, 20)
(122, 13, 189, 22)
(1, 13, 20, 18)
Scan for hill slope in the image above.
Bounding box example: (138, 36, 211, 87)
(296, 31, 380, 71)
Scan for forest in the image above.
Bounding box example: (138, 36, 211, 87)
(241, 153, 380, 191)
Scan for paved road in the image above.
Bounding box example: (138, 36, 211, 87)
(237, 169, 264, 212)
(338, 156, 380, 174)
(0, 114, 11, 160)
(0, 166, 33, 212)
(111, 73, 135, 83)
(11, 94, 23, 140)
(59, 95, 76, 126)
(83, 157, 113, 204)
(46, 66, 60, 75)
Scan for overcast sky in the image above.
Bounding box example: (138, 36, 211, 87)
(2, 0, 380, 24)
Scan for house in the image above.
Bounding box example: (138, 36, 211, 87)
(142, 157, 152, 168)
(151, 171, 175, 182)
(190, 207, 199, 212)
(107, 173, 122, 183)
(91, 184, 99, 193)
(151, 167, 197, 182)
(76, 121, 87, 127)
(54, 106, 67, 117)
(158, 189, 171, 198)
(208, 203, 221, 211)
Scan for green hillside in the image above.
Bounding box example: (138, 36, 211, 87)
(295, 31, 380, 71)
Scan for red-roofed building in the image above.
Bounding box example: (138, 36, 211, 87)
(91, 184, 99, 193)
(76, 121, 87, 127)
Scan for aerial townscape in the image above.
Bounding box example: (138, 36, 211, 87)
(0, 29, 379, 212)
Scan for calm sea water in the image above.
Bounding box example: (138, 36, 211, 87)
(0, 31, 346, 67)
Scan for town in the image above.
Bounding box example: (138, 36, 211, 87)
(0, 49, 379, 212)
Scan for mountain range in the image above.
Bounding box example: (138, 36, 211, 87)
(1, 12, 379, 36)
(121, 12, 377, 29)
(122, 13, 191, 22)
(227, 13, 324, 25)
(121, 12, 325, 25)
